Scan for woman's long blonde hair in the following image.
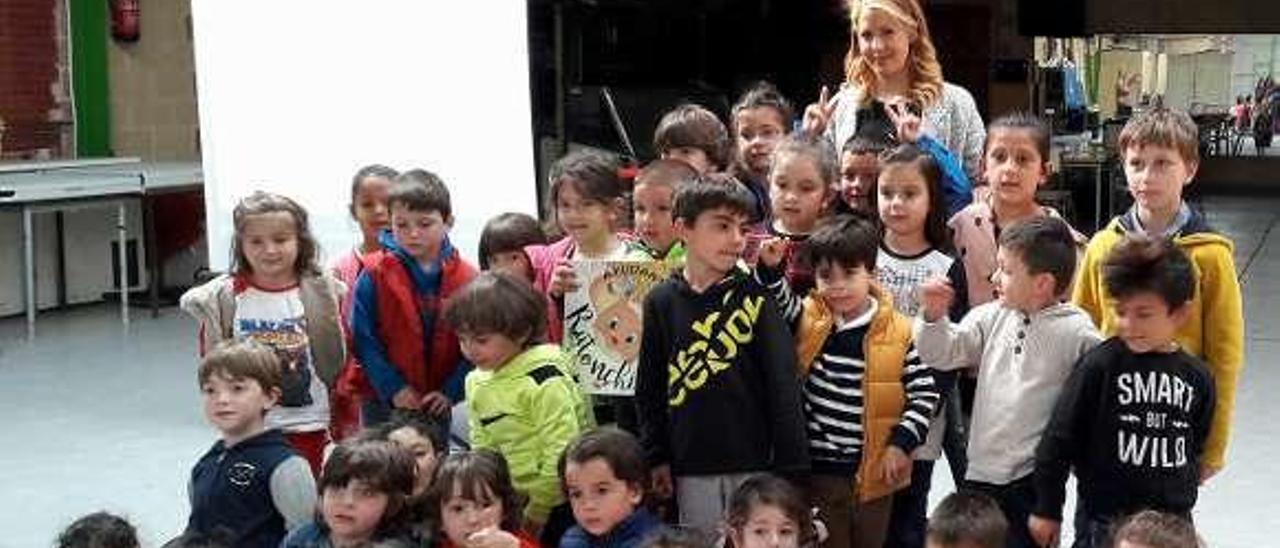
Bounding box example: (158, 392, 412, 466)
(844, 0, 944, 109)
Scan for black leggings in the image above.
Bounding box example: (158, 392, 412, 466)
(963, 476, 1037, 548)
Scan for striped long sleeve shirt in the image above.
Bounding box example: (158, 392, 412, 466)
(757, 265, 939, 473)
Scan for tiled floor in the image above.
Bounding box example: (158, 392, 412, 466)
(0, 306, 207, 547)
(1, 195, 1277, 547)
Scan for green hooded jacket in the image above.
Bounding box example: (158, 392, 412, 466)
(465, 344, 593, 522)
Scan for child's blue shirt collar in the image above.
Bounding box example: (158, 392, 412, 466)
(378, 228, 455, 291)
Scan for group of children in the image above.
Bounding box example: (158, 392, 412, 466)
(57, 81, 1240, 548)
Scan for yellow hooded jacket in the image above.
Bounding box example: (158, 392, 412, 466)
(1072, 214, 1243, 470)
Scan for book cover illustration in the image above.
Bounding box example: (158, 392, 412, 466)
(563, 260, 672, 395)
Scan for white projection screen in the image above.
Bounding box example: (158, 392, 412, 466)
(192, 1, 538, 271)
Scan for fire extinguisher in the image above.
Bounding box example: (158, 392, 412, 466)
(110, 0, 140, 43)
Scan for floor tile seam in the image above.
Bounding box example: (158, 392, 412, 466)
(1238, 210, 1280, 283)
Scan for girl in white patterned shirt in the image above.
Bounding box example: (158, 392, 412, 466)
(874, 143, 970, 548)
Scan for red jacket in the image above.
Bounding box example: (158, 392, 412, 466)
(352, 245, 477, 399)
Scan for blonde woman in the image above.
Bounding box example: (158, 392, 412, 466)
(804, 3, 985, 546)
(804, 0, 986, 180)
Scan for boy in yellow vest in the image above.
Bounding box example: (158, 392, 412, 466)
(757, 213, 939, 548)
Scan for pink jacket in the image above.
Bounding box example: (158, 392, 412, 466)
(524, 237, 576, 343)
(949, 199, 1086, 306)
(330, 249, 364, 324)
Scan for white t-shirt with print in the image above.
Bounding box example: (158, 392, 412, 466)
(233, 284, 330, 433)
(876, 247, 957, 317)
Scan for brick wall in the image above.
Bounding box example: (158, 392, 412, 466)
(0, 0, 72, 158)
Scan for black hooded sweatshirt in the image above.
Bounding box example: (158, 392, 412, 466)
(635, 267, 810, 476)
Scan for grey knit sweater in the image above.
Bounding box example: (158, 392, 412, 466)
(825, 81, 986, 180)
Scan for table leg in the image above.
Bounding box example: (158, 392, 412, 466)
(143, 195, 159, 318)
(23, 206, 36, 340)
(118, 201, 129, 328)
(55, 211, 66, 308)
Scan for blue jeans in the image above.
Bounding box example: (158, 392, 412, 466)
(885, 460, 935, 548)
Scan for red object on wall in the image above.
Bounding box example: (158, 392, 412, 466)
(110, 0, 140, 42)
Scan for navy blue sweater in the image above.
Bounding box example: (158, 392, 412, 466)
(187, 429, 297, 548)
(559, 508, 662, 548)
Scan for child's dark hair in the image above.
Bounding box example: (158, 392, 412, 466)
(231, 191, 320, 276)
(702, 171, 746, 189)
(444, 271, 546, 344)
(997, 216, 1078, 295)
(319, 439, 417, 539)
(549, 149, 625, 209)
(197, 339, 282, 393)
(159, 531, 233, 548)
(927, 492, 1007, 548)
(854, 101, 899, 149)
(771, 133, 839, 187)
(639, 527, 716, 548)
(986, 111, 1051, 164)
(372, 409, 449, 458)
(351, 164, 399, 203)
(726, 475, 816, 547)
(879, 143, 951, 251)
(1109, 510, 1201, 548)
(57, 512, 139, 548)
(1118, 106, 1200, 166)
(673, 180, 755, 224)
(842, 125, 893, 157)
(802, 213, 880, 271)
(654, 104, 731, 170)
(731, 81, 795, 128)
(478, 212, 546, 270)
(390, 169, 453, 219)
(1102, 234, 1195, 309)
(427, 450, 528, 533)
(636, 158, 702, 192)
(559, 426, 648, 492)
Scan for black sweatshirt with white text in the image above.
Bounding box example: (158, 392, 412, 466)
(1032, 337, 1214, 521)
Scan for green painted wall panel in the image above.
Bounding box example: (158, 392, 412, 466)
(69, 0, 111, 157)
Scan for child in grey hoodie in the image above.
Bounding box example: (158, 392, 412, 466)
(914, 217, 1102, 548)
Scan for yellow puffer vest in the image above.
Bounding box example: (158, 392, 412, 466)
(795, 286, 914, 502)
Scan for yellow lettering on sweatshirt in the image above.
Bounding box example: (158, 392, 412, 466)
(668, 295, 764, 407)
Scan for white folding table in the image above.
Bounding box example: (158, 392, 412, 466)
(0, 158, 202, 339)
